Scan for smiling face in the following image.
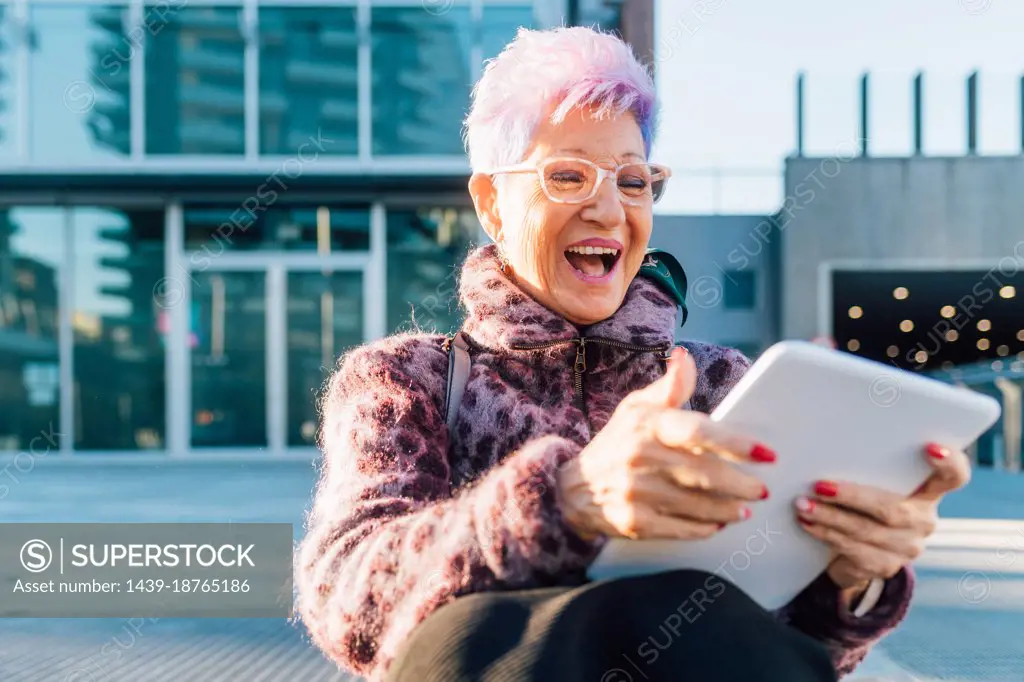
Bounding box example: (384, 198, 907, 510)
(469, 107, 654, 326)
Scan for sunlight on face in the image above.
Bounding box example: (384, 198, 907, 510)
(485, 108, 654, 326)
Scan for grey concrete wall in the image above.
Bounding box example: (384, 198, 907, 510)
(780, 156, 1024, 340)
(650, 214, 778, 356)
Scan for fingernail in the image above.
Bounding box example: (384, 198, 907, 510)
(814, 480, 839, 497)
(759, 485, 770, 500)
(739, 507, 752, 521)
(795, 496, 816, 513)
(717, 522, 727, 530)
(750, 444, 777, 463)
(797, 518, 814, 527)
(926, 443, 949, 460)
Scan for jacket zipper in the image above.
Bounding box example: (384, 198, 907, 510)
(508, 337, 672, 423)
(507, 338, 585, 408)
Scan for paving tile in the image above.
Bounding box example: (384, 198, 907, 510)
(0, 462, 1020, 681)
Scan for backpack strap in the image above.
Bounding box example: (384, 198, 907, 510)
(443, 331, 472, 436)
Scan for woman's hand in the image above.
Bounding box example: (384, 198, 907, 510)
(556, 347, 776, 541)
(794, 443, 971, 600)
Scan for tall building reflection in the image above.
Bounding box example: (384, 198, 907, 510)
(72, 210, 165, 450)
(0, 2, 13, 437)
(0, 3, 9, 155)
(259, 7, 359, 154)
(145, 5, 246, 155)
(372, 6, 472, 155)
(86, 4, 132, 156)
(0, 212, 61, 451)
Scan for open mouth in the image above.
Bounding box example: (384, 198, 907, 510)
(564, 244, 621, 279)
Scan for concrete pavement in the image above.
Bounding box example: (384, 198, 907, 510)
(0, 461, 1019, 681)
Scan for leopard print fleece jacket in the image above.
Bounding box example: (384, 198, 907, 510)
(296, 243, 914, 680)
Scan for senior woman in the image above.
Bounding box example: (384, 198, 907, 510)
(297, 26, 968, 682)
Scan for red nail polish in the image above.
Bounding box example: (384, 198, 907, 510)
(717, 522, 727, 530)
(796, 496, 816, 513)
(814, 481, 839, 497)
(750, 444, 777, 463)
(759, 486, 770, 500)
(740, 507, 752, 521)
(797, 518, 814, 527)
(926, 443, 949, 460)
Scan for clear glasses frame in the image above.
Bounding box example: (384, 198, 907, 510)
(482, 156, 673, 206)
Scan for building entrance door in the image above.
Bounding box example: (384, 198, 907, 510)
(182, 267, 365, 453)
(168, 203, 382, 457)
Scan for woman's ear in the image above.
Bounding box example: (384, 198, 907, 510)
(468, 172, 502, 243)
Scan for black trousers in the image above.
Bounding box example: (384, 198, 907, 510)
(386, 569, 838, 682)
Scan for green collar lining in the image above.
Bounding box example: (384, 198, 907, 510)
(637, 248, 689, 327)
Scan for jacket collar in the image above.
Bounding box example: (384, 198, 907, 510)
(458, 244, 679, 350)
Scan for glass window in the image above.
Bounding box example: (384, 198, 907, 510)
(723, 269, 756, 310)
(190, 271, 266, 447)
(28, 4, 132, 162)
(145, 5, 245, 155)
(371, 6, 473, 155)
(481, 5, 534, 64)
(0, 6, 16, 159)
(183, 204, 370, 255)
(287, 271, 363, 447)
(0, 208, 64, 452)
(259, 7, 358, 156)
(71, 207, 165, 451)
(387, 206, 479, 334)
(578, 0, 622, 30)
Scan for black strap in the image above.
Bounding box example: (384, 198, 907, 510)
(444, 332, 472, 437)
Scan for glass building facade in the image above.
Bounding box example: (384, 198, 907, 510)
(0, 0, 609, 457)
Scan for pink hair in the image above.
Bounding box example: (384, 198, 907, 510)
(463, 26, 658, 172)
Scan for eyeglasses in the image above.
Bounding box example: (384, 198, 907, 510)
(483, 157, 672, 206)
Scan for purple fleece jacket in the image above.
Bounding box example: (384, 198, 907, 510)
(296, 244, 913, 680)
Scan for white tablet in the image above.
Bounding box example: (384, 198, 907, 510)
(586, 340, 1002, 609)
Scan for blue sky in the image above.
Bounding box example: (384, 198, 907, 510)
(653, 0, 1024, 213)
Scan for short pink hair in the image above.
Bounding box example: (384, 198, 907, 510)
(463, 26, 658, 172)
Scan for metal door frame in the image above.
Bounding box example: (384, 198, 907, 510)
(166, 200, 385, 459)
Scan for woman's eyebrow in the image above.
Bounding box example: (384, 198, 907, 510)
(554, 148, 646, 162)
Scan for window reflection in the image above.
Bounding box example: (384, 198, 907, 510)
(191, 271, 266, 447)
(371, 7, 473, 155)
(287, 272, 362, 446)
(29, 4, 131, 162)
(0, 6, 15, 159)
(0, 208, 64, 452)
(259, 7, 358, 156)
(387, 207, 479, 334)
(145, 5, 245, 155)
(72, 207, 165, 450)
(481, 5, 534, 64)
(184, 205, 370, 254)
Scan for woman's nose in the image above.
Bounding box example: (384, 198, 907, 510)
(582, 176, 627, 226)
